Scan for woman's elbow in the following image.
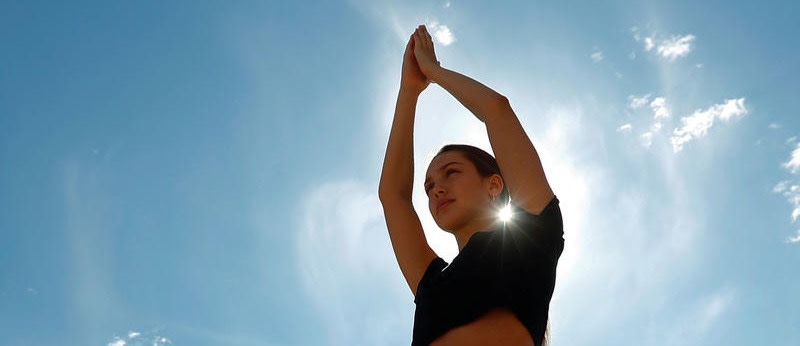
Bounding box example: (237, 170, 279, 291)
(479, 95, 513, 122)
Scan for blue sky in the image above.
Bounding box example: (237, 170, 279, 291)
(1, 0, 798, 345)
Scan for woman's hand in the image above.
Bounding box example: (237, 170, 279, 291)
(400, 30, 429, 95)
(412, 25, 441, 80)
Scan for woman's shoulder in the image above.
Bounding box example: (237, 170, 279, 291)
(485, 196, 564, 259)
(513, 196, 560, 219)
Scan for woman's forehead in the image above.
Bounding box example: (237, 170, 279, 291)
(426, 151, 466, 173)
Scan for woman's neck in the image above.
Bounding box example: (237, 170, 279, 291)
(454, 218, 497, 251)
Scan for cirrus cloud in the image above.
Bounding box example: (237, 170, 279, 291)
(775, 142, 800, 244)
(632, 28, 696, 61)
(670, 98, 747, 152)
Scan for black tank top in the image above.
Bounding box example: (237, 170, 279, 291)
(412, 197, 564, 346)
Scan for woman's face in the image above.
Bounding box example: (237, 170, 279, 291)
(424, 151, 495, 232)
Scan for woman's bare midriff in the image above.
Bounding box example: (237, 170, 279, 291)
(430, 307, 535, 346)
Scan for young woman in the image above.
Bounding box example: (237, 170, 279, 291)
(378, 25, 564, 346)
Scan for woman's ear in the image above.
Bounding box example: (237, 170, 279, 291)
(487, 174, 504, 196)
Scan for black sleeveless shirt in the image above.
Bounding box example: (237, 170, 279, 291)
(412, 197, 564, 346)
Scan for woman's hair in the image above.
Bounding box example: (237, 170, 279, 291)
(435, 144, 510, 206)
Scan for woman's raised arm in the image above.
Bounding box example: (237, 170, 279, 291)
(378, 32, 436, 296)
(412, 25, 554, 215)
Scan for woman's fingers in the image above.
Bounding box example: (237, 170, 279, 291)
(421, 26, 432, 44)
(417, 26, 430, 47)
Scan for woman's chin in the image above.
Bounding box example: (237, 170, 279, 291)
(434, 212, 463, 232)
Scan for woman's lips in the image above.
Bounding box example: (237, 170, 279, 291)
(437, 199, 454, 213)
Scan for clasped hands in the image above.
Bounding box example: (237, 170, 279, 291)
(401, 25, 442, 94)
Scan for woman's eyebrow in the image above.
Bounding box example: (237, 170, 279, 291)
(424, 162, 462, 185)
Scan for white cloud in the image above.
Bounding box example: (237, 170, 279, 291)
(657, 35, 696, 60)
(106, 330, 171, 346)
(788, 230, 800, 243)
(444, 0, 451, 8)
(670, 98, 747, 152)
(644, 37, 655, 51)
(776, 144, 800, 242)
(783, 144, 800, 174)
(617, 124, 632, 133)
(650, 97, 671, 119)
(628, 94, 651, 109)
(633, 31, 696, 60)
(716, 98, 748, 121)
(650, 122, 663, 132)
(428, 22, 455, 46)
(791, 186, 800, 222)
(623, 95, 668, 146)
(107, 339, 126, 346)
(640, 132, 653, 148)
(768, 123, 781, 129)
(774, 180, 789, 194)
(591, 51, 604, 62)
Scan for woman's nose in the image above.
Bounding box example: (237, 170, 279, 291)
(433, 184, 446, 197)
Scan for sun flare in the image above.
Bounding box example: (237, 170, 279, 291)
(498, 204, 513, 223)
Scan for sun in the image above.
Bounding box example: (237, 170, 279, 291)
(498, 204, 513, 223)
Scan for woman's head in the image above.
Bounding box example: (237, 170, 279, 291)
(424, 144, 509, 232)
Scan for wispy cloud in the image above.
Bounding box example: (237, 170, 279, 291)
(623, 94, 670, 148)
(628, 93, 651, 109)
(782, 143, 800, 174)
(670, 98, 747, 152)
(657, 35, 696, 60)
(297, 181, 413, 345)
(591, 50, 604, 62)
(664, 286, 737, 344)
(107, 330, 171, 346)
(644, 37, 656, 51)
(773, 181, 800, 221)
(428, 21, 455, 46)
(775, 143, 800, 243)
(63, 160, 118, 336)
(696, 287, 737, 332)
(617, 124, 632, 133)
(650, 97, 671, 120)
(550, 106, 711, 344)
(107, 339, 125, 346)
(640, 132, 654, 148)
(632, 28, 696, 61)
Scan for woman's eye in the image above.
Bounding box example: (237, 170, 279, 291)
(446, 169, 458, 176)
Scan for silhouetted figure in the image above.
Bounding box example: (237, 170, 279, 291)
(379, 25, 564, 346)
